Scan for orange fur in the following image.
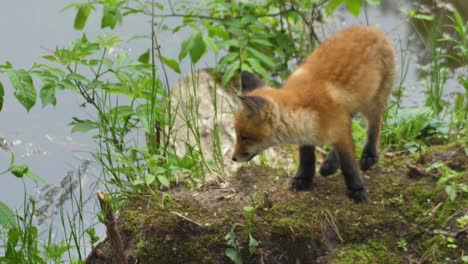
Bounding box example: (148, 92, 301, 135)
(233, 25, 396, 163)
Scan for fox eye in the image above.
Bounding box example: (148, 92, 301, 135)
(239, 135, 249, 141)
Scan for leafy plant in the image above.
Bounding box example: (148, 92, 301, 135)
(397, 239, 408, 252)
(382, 108, 433, 151)
(426, 160, 467, 201)
(243, 206, 259, 254)
(225, 224, 243, 264)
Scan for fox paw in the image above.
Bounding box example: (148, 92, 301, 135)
(346, 188, 369, 203)
(360, 154, 378, 171)
(290, 176, 312, 191)
(319, 160, 339, 176)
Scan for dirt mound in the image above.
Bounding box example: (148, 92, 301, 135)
(86, 143, 467, 264)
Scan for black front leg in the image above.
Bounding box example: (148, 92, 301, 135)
(334, 142, 369, 203)
(290, 145, 315, 191)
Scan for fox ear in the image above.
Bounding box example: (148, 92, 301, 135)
(238, 95, 268, 117)
(241, 71, 265, 94)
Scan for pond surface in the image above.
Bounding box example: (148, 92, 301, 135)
(0, 0, 466, 241)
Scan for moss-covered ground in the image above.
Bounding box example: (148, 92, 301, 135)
(86, 143, 467, 264)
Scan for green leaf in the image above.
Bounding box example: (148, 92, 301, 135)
(96, 33, 122, 49)
(101, 4, 122, 29)
(25, 172, 46, 184)
(138, 50, 150, 64)
(0, 201, 17, 229)
(11, 164, 29, 178)
(157, 175, 170, 188)
(202, 35, 219, 54)
(161, 56, 181, 73)
(243, 206, 255, 215)
(246, 58, 268, 80)
(179, 38, 191, 61)
(42, 55, 57, 62)
(189, 33, 206, 64)
(108, 105, 134, 122)
(8, 69, 37, 111)
(248, 234, 259, 254)
(0, 81, 4, 111)
(445, 185, 457, 201)
(249, 37, 274, 47)
(345, 0, 362, 16)
(74, 3, 93, 30)
(70, 117, 98, 133)
(40, 84, 56, 107)
(179, 33, 207, 63)
(326, 0, 345, 16)
(222, 61, 240, 87)
(66, 73, 88, 83)
(246, 47, 275, 69)
(225, 248, 243, 264)
(366, 0, 380, 5)
(116, 51, 128, 66)
(145, 174, 156, 185)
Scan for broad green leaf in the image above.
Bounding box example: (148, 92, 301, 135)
(189, 33, 206, 64)
(157, 175, 170, 188)
(11, 164, 28, 178)
(138, 50, 150, 64)
(179, 38, 191, 61)
(202, 35, 219, 54)
(8, 69, 36, 111)
(0, 202, 16, 229)
(145, 174, 156, 185)
(225, 248, 243, 264)
(222, 61, 240, 87)
(345, 0, 362, 16)
(207, 24, 229, 39)
(101, 4, 122, 29)
(70, 117, 98, 133)
(161, 56, 181, 73)
(225, 230, 236, 246)
(40, 84, 56, 107)
(74, 3, 93, 30)
(0, 81, 4, 111)
(248, 234, 259, 254)
(326, 0, 345, 16)
(179, 33, 207, 63)
(445, 185, 457, 201)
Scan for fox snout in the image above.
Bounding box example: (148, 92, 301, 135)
(231, 150, 258, 162)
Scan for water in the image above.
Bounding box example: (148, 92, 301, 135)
(0, 0, 466, 251)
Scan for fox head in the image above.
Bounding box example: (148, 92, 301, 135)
(232, 72, 276, 162)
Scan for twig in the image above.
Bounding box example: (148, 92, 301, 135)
(128, 7, 297, 21)
(170, 211, 205, 228)
(96, 190, 126, 264)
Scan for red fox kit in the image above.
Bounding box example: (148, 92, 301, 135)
(232, 25, 396, 203)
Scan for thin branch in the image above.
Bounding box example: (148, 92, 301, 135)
(124, 6, 297, 21)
